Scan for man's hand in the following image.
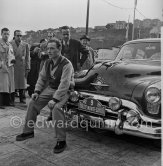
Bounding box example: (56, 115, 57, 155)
(32, 93, 39, 101)
(48, 100, 56, 109)
(33, 47, 40, 53)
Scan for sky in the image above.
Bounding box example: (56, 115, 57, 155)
(0, 0, 162, 38)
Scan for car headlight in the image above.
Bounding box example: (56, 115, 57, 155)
(145, 87, 161, 104)
(69, 91, 79, 102)
(108, 97, 122, 111)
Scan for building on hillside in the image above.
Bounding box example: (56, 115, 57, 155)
(134, 19, 142, 28)
(53, 29, 60, 33)
(25, 30, 35, 36)
(94, 26, 107, 31)
(142, 19, 152, 28)
(150, 26, 161, 38)
(106, 23, 116, 29)
(134, 19, 161, 29)
(115, 21, 126, 29)
(151, 19, 161, 27)
(75, 27, 94, 33)
(47, 28, 54, 32)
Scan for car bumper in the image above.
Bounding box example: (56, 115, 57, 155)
(67, 92, 161, 139)
(69, 112, 161, 139)
(105, 118, 161, 139)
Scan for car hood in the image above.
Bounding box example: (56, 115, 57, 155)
(75, 60, 161, 101)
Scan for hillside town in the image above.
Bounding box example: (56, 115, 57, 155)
(24, 18, 162, 49)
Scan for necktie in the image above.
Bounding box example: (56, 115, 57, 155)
(65, 42, 68, 49)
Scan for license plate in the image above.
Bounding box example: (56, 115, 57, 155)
(78, 98, 105, 116)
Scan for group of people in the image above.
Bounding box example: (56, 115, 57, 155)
(0, 28, 30, 108)
(0, 26, 95, 108)
(0, 26, 95, 153)
(27, 26, 95, 98)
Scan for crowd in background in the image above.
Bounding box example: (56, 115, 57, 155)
(0, 26, 95, 108)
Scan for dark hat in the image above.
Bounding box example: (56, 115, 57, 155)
(80, 34, 90, 41)
(40, 38, 47, 43)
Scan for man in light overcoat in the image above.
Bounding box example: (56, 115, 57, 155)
(10, 30, 30, 103)
(0, 28, 15, 107)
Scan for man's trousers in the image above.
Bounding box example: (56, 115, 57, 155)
(23, 86, 69, 141)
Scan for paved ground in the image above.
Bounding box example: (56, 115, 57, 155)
(0, 98, 161, 166)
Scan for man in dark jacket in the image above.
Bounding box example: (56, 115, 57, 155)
(61, 26, 89, 72)
(27, 39, 47, 97)
(16, 39, 74, 153)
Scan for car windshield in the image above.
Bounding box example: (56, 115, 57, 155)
(116, 42, 160, 61)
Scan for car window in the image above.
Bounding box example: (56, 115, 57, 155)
(116, 41, 160, 61)
(118, 46, 134, 60)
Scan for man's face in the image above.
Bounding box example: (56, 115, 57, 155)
(47, 42, 60, 59)
(15, 31, 22, 42)
(61, 29, 70, 42)
(47, 32, 53, 41)
(81, 39, 89, 47)
(1, 30, 10, 42)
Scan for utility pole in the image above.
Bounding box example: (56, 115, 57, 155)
(125, 15, 130, 41)
(132, 0, 137, 40)
(86, 0, 90, 35)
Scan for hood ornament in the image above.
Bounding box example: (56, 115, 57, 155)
(91, 76, 109, 90)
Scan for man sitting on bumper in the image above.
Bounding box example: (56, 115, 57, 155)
(16, 39, 74, 153)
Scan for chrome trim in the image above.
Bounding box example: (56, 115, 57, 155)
(122, 122, 161, 139)
(79, 91, 138, 110)
(105, 119, 161, 139)
(90, 83, 109, 87)
(105, 108, 118, 115)
(139, 116, 161, 124)
(79, 91, 161, 124)
(75, 113, 161, 139)
(114, 110, 124, 135)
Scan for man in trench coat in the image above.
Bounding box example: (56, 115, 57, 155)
(10, 30, 30, 103)
(0, 28, 15, 107)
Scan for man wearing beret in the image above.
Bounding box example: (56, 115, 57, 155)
(80, 34, 95, 70)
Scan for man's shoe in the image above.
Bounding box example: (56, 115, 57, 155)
(7, 102, 15, 107)
(46, 116, 52, 121)
(16, 132, 34, 141)
(53, 141, 67, 153)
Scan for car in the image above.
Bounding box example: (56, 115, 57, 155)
(66, 38, 161, 146)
